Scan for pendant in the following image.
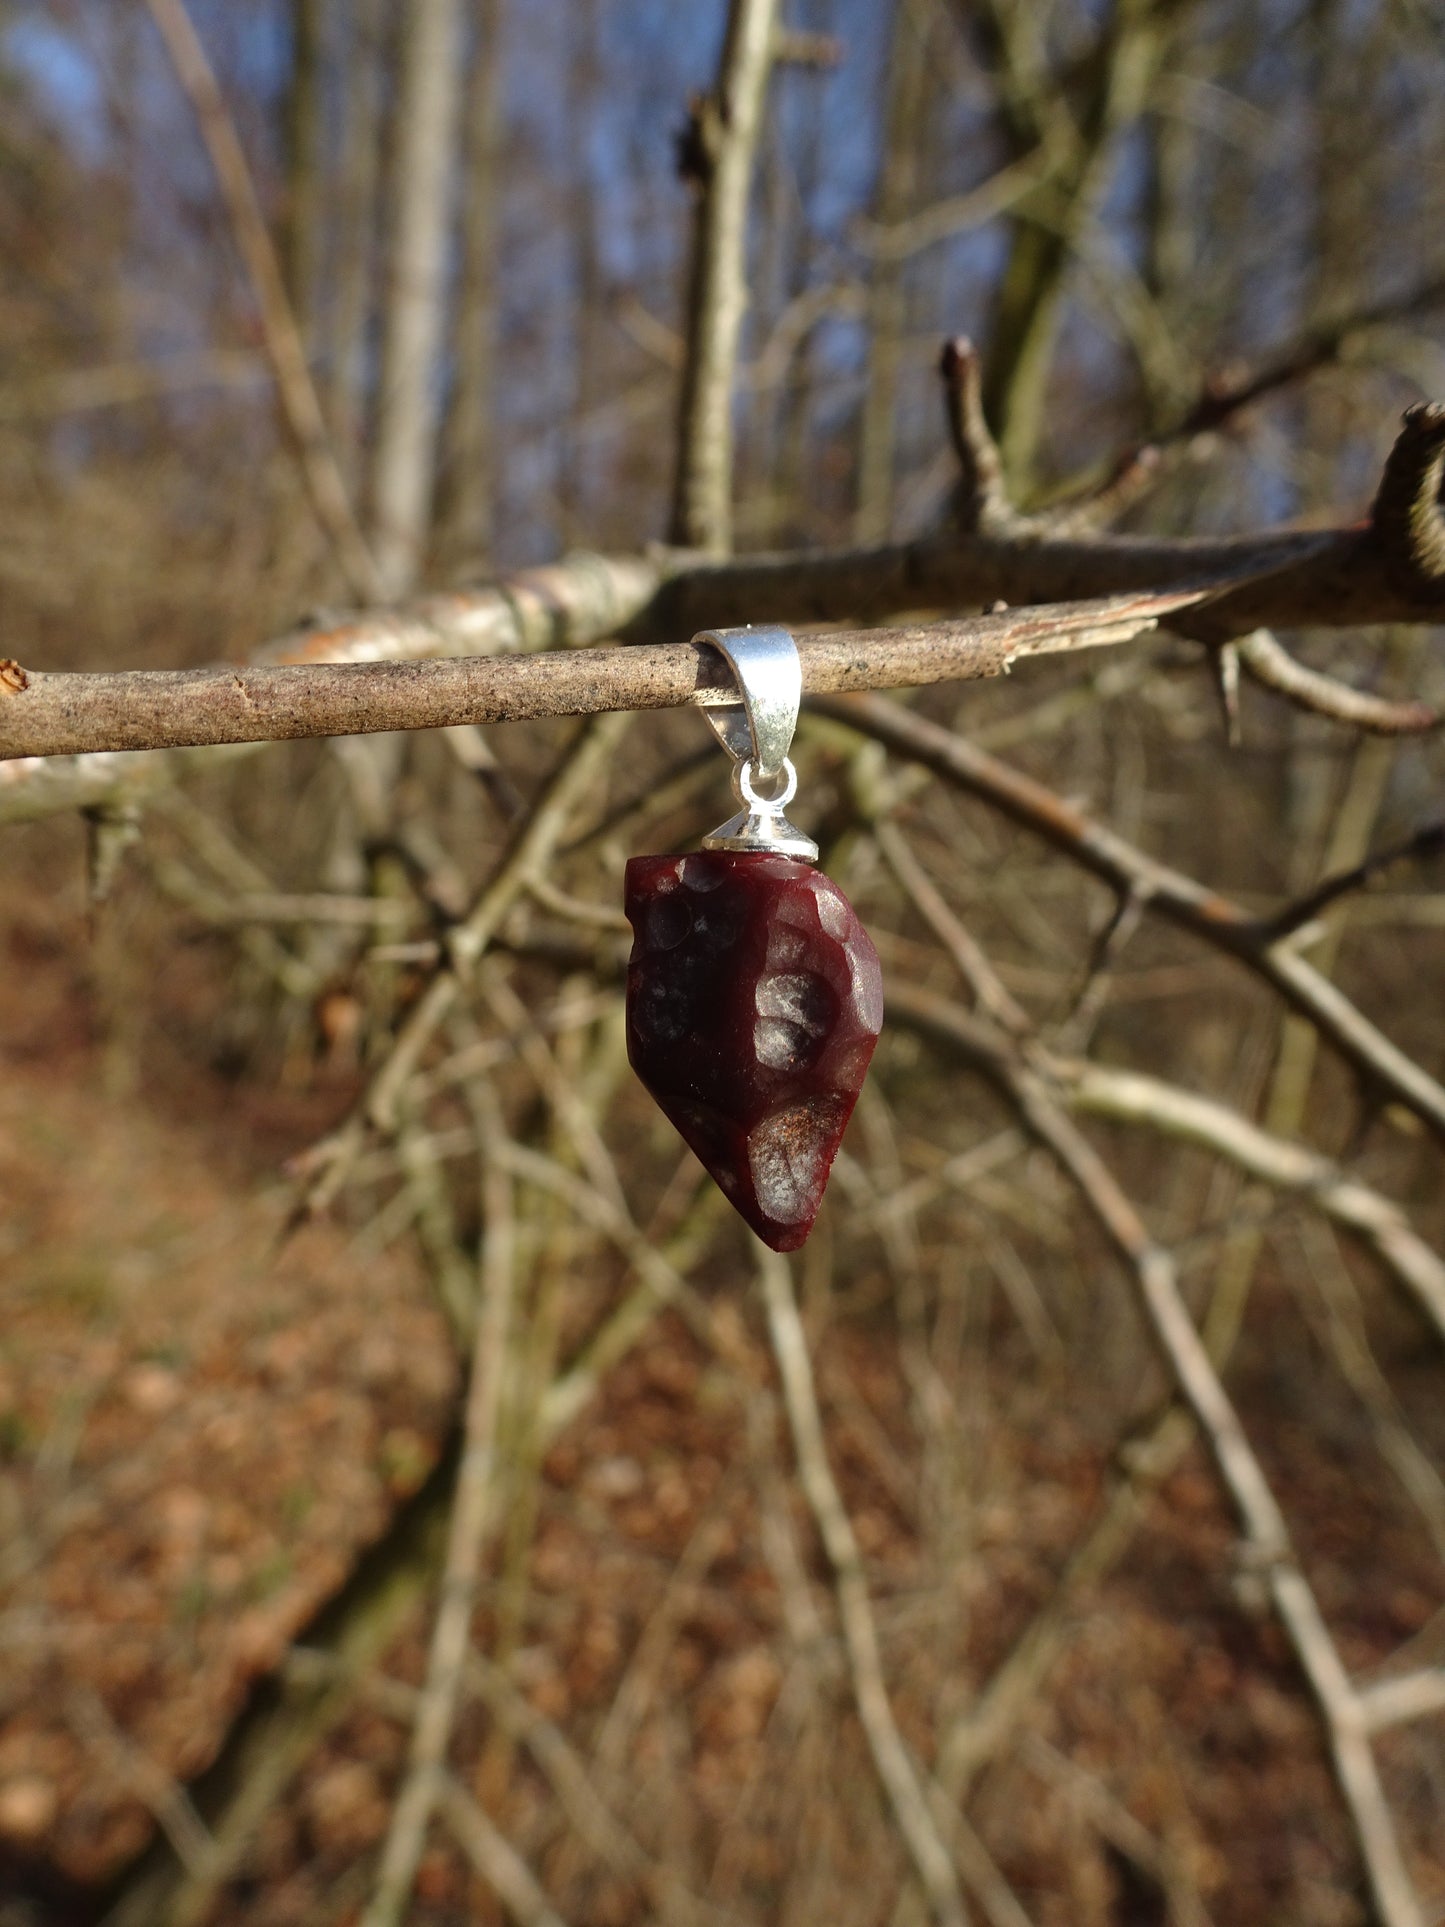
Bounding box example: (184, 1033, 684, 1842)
(625, 627, 882, 1251)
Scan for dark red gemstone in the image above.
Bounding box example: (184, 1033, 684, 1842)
(624, 851, 883, 1251)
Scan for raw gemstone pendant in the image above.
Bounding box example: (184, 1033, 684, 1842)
(622, 624, 883, 1251)
(625, 851, 882, 1251)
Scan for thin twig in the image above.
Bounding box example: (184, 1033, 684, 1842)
(1236, 628, 1438, 735)
(939, 338, 1018, 536)
(853, 149, 1054, 262)
(0, 590, 1204, 761)
(1290, 1216, 1445, 1557)
(439, 1776, 571, 1927)
(141, 0, 382, 600)
(822, 691, 1445, 1143)
(1059, 1056, 1445, 1347)
(66, 1688, 215, 1882)
(875, 820, 1430, 1922)
(300, 711, 630, 1217)
(1262, 819, 1445, 940)
(1357, 1668, 1445, 1735)
(362, 1083, 517, 1927)
(465, 1654, 738, 1927)
(759, 1245, 1035, 1927)
(669, 0, 782, 551)
(878, 981, 1426, 1927)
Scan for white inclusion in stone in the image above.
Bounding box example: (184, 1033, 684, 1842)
(850, 952, 884, 1033)
(765, 922, 808, 971)
(748, 1105, 827, 1222)
(814, 883, 849, 940)
(754, 972, 830, 1069)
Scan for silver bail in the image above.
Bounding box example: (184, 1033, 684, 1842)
(696, 626, 818, 862)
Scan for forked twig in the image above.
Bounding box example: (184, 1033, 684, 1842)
(820, 691, 1445, 1142)
(440, 1776, 570, 1927)
(298, 711, 630, 1218)
(876, 983, 1426, 1926)
(362, 1084, 518, 1927)
(758, 1245, 1032, 1927)
(1059, 1056, 1445, 1347)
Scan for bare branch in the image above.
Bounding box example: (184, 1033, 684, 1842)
(1056, 1058, 1445, 1349)
(1042, 442, 1164, 536)
(0, 591, 1205, 763)
(669, 0, 781, 551)
(1210, 638, 1242, 747)
(439, 1778, 571, 1927)
(880, 991, 1426, 1927)
(298, 713, 630, 1219)
(755, 1246, 972, 1927)
(853, 149, 1054, 263)
(821, 692, 1445, 1143)
(370, 0, 467, 596)
(1264, 821, 1445, 940)
(5, 399, 1445, 825)
(939, 338, 1017, 536)
(141, 0, 382, 601)
(1358, 1668, 1445, 1736)
(1179, 278, 1445, 442)
(362, 1083, 516, 1927)
(1048, 273, 1445, 507)
(1236, 628, 1438, 735)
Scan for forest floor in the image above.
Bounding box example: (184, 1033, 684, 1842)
(1, 820, 1442, 1927)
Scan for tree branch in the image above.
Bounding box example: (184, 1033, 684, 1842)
(141, 0, 382, 601)
(0, 590, 1207, 762)
(817, 692, 1445, 1143)
(756, 1247, 973, 1927)
(3, 396, 1443, 824)
(669, 0, 781, 551)
(879, 987, 1426, 1927)
(361, 1083, 516, 1927)
(1235, 628, 1439, 735)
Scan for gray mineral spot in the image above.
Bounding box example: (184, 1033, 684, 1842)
(747, 1104, 829, 1221)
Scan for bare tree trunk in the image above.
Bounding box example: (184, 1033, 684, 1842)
(557, 0, 602, 545)
(981, 0, 1164, 489)
(370, 0, 467, 597)
(770, 7, 830, 547)
(327, 0, 386, 486)
(437, 0, 504, 571)
(668, 0, 782, 554)
(280, 0, 325, 338)
(142, 0, 381, 600)
(854, 0, 931, 542)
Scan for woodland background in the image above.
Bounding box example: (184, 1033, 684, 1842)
(2, 0, 1445, 1924)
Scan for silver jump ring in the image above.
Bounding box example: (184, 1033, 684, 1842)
(735, 757, 797, 811)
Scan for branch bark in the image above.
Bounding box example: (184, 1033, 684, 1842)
(669, 0, 782, 551)
(0, 590, 1206, 761)
(3, 397, 1442, 823)
(756, 1247, 972, 1927)
(362, 1087, 517, 1927)
(882, 987, 1426, 1927)
(370, 0, 467, 596)
(821, 692, 1445, 1143)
